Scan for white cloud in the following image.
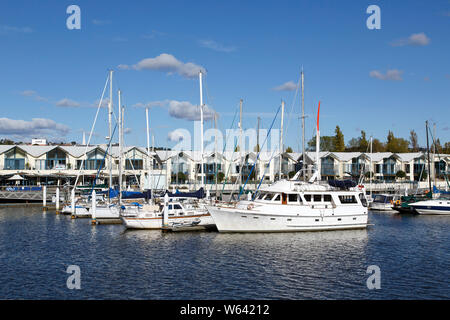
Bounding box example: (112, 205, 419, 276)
(133, 100, 169, 108)
(20, 90, 48, 102)
(272, 81, 298, 91)
(55, 98, 81, 107)
(134, 99, 216, 121)
(167, 129, 186, 142)
(118, 53, 206, 79)
(369, 69, 404, 81)
(0, 118, 70, 137)
(198, 40, 236, 53)
(124, 128, 132, 134)
(168, 100, 216, 121)
(390, 32, 431, 47)
(92, 19, 111, 25)
(0, 25, 33, 35)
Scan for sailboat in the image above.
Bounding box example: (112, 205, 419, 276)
(121, 70, 215, 230)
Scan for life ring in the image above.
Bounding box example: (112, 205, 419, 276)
(247, 204, 254, 210)
(395, 200, 401, 206)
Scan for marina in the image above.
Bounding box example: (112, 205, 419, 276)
(1, 0, 449, 304)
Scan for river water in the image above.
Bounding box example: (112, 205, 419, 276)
(0, 207, 448, 299)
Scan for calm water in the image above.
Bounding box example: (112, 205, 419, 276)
(0, 206, 449, 299)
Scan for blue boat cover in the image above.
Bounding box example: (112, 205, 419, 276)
(328, 180, 357, 189)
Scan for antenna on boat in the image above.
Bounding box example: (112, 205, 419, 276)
(279, 100, 285, 181)
(301, 67, 305, 181)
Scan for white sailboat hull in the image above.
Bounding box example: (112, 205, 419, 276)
(122, 213, 215, 229)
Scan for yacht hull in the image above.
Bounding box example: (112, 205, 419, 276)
(207, 205, 368, 232)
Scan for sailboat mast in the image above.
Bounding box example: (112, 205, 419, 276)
(301, 68, 305, 181)
(280, 100, 285, 180)
(199, 71, 205, 190)
(146, 107, 153, 203)
(108, 70, 113, 203)
(316, 101, 321, 181)
(370, 136, 373, 198)
(118, 90, 122, 204)
(426, 121, 432, 197)
(239, 99, 243, 190)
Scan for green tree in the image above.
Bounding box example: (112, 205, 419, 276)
(409, 130, 419, 152)
(334, 126, 345, 152)
(386, 131, 409, 153)
(285, 146, 293, 153)
(396, 170, 407, 180)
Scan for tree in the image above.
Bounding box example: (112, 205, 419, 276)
(334, 126, 345, 152)
(409, 130, 419, 152)
(285, 146, 293, 153)
(307, 135, 335, 151)
(385, 131, 409, 153)
(396, 170, 407, 180)
(443, 142, 450, 154)
(372, 138, 385, 152)
(217, 172, 225, 183)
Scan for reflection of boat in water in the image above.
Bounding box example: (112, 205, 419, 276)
(369, 194, 401, 211)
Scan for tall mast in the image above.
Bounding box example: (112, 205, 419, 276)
(146, 107, 153, 203)
(199, 71, 204, 190)
(108, 69, 113, 203)
(279, 100, 285, 180)
(301, 68, 305, 181)
(239, 99, 243, 190)
(370, 136, 373, 198)
(426, 121, 432, 197)
(316, 101, 321, 181)
(256, 116, 260, 189)
(214, 113, 218, 198)
(118, 90, 122, 204)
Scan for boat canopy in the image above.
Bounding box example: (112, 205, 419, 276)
(328, 180, 357, 189)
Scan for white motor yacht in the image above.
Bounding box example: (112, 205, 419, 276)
(207, 179, 368, 232)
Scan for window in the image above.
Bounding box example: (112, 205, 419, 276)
(174, 204, 182, 210)
(168, 205, 173, 210)
(338, 195, 358, 204)
(265, 193, 275, 201)
(304, 194, 311, 202)
(324, 195, 332, 202)
(288, 194, 298, 203)
(273, 194, 280, 202)
(313, 194, 322, 202)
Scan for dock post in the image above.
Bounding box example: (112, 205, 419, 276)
(91, 190, 97, 225)
(71, 189, 76, 219)
(55, 187, 60, 214)
(163, 193, 169, 227)
(42, 185, 47, 211)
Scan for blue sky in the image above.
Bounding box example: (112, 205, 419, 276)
(0, 0, 449, 151)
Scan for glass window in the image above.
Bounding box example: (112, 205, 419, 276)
(273, 194, 280, 202)
(324, 194, 332, 202)
(304, 194, 311, 202)
(265, 193, 275, 201)
(338, 195, 358, 204)
(313, 195, 322, 202)
(174, 204, 182, 210)
(288, 194, 298, 203)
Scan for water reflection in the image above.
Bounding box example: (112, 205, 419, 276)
(0, 207, 448, 299)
